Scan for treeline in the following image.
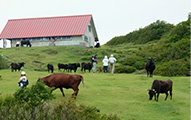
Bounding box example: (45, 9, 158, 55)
(106, 20, 174, 45)
(105, 16, 190, 76)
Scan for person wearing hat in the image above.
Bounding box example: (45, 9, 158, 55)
(109, 54, 117, 74)
(91, 53, 98, 73)
(18, 71, 29, 88)
(102, 56, 109, 73)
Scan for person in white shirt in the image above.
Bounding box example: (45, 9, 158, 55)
(18, 71, 29, 88)
(102, 56, 109, 73)
(109, 54, 117, 74)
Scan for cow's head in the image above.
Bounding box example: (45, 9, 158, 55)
(148, 57, 156, 64)
(147, 89, 156, 100)
(77, 63, 80, 67)
(37, 78, 43, 82)
(19, 62, 25, 67)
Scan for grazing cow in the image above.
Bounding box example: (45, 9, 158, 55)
(21, 39, 32, 47)
(145, 57, 156, 77)
(68, 63, 80, 73)
(147, 79, 173, 102)
(47, 63, 54, 73)
(81, 62, 93, 72)
(58, 63, 68, 72)
(11, 62, 25, 72)
(37, 73, 85, 99)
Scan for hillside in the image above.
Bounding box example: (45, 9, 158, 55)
(0, 16, 190, 76)
(104, 16, 190, 76)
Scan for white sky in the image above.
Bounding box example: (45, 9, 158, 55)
(0, 0, 190, 45)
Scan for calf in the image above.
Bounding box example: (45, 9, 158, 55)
(58, 63, 68, 72)
(68, 63, 80, 73)
(11, 62, 25, 72)
(145, 57, 156, 77)
(81, 62, 93, 72)
(47, 63, 54, 73)
(147, 79, 173, 102)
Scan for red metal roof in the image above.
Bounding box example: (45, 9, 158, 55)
(0, 14, 92, 39)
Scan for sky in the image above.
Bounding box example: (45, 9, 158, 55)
(0, 0, 190, 45)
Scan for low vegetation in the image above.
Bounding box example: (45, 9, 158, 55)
(105, 17, 190, 76)
(0, 82, 119, 120)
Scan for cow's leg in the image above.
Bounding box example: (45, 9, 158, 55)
(50, 87, 57, 93)
(72, 88, 79, 99)
(146, 70, 149, 77)
(169, 90, 172, 100)
(165, 92, 168, 101)
(59, 88, 65, 97)
(156, 93, 160, 102)
(150, 70, 153, 77)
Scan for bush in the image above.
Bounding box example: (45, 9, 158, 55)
(115, 65, 136, 73)
(119, 56, 145, 70)
(0, 55, 9, 69)
(0, 82, 120, 120)
(155, 59, 190, 76)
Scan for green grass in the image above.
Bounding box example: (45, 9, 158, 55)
(0, 47, 190, 120)
(0, 69, 190, 120)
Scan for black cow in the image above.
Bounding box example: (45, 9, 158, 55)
(21, 39, 32, 47)
(145, 57, 156, 77)
(47, 64, 54, 73)
(68, 63, 80, 73)
(147, 79, 173, 102)
(81, 62, 93, 72)
(11, 62, 25, 72)
(58, 63, 68, 72)
(186, 73, 191, 76)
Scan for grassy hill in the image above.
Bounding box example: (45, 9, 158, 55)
(104, 17, 190, 76)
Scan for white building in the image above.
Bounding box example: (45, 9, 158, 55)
(0, 14, 99, 48)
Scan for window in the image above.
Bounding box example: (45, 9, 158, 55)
(84, 35, 88, 42)
(88, 25, 91, 32)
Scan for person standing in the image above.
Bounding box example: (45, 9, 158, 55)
(109, 54, 117, 74)
(102, 56, 109, 73)
(91, 53, 98, 73)
(18, 71, 29, 88)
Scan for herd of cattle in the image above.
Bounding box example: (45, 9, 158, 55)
(10, 57, 174, 101)
(48, 62, 93, 73)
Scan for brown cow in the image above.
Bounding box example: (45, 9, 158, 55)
(37, 73, 85, 99)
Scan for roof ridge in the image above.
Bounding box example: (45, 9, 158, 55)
(9, 14, 92, 21)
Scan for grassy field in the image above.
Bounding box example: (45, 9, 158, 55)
(0, 69, 190, 120)
(0, 47, 190, 120)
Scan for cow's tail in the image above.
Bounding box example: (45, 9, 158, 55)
(81, 76, 85, 87)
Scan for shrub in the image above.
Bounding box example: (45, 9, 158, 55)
(0, 55, 9, 69)
(0, 82, 120, 120)
(115, 65, 136, 73)
(155, 59, 190, 76)
(119, 56, 145, 70)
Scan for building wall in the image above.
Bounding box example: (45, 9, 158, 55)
(11, 36, 87, 47)
(0, 39, 11, 48)
(83, 23, 96, 47)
